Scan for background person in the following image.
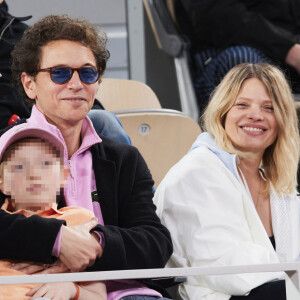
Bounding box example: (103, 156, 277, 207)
(0, 0, 130, 144)
(154, 63, 300, 300)
(0, 0, 31, 128)
(0, 14, 172, 300)
(175, 0, 300, 111)
(0, 125, 107, 300)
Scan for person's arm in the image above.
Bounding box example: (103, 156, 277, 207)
(7, 143, 171, 273)
(26, 281, 107, 300)
(181, 0, 297, 62)
(0, 209, 64, 263)
(286, 44, 300, 74)
(0, 128, 64, 263)
(154, 147, 283, 296)
(88, 144, 173, 271)
(11, 218, 102, 274)
(0, 126, 101, 270)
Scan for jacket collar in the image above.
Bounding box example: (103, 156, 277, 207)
(90, 144, 118, 225)
(190, 132, 240, 181)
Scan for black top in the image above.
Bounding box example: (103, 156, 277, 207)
(269, 235, 276, 250)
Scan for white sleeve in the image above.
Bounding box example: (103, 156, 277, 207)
(155, 148, 283, 296)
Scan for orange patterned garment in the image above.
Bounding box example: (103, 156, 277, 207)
(0, 202, 95, 300)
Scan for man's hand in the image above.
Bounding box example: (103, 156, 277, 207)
(11, 259, 69, 275)
(39, 259, 69, 274)
(59, 218, 103, 272)
(11, 262, 45, 274)
(286, 44, 300, 74)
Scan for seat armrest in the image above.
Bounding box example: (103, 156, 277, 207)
(143, 0, 186, 57)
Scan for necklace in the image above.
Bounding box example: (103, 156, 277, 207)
(252, 177, 263, 208)
(238, 167, 265, 207)
(238, 167, 273, 235)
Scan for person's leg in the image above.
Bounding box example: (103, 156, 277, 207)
(87, 109, 131, 144)
(230, 280, 286, 300)
(193, 46, 273, 112)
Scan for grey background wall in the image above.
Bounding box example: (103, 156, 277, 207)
(7, 0, 128, 79)
(7, 0, 180, 110)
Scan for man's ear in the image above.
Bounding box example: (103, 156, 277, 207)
(21, 72, 37, 100)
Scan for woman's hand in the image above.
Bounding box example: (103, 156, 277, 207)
(11, 259, 69, 275)
(26, 282, 76, 300)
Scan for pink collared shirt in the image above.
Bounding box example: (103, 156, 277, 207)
(27, 106, 162, 300)
(27, 106, 105, 255)
(27, 106, 102, 213)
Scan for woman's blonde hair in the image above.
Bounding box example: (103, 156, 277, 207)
(202, 63, 299, 194)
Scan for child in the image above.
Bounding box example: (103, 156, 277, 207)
(0, 124, 107, 300)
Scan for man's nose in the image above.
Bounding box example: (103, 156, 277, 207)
(66, 70, 84, 89)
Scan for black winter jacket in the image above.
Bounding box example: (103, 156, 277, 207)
(0, 122, 173, 271)
(0, 3, 31, 129)
(177, 0, 300, 61)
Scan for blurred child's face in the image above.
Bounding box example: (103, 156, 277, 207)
(1, 140, 65, 211)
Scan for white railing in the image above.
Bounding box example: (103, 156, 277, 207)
(1, 262, 300, 299)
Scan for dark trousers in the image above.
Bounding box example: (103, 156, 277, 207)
(230, 280, 286, 300)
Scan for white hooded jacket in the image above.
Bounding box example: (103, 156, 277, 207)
(154, 132, 300, 300)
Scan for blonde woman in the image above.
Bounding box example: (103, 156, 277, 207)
(154, 63, 300, 300)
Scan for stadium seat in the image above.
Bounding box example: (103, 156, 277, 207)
(96, 78, 161, 111)
(116, 109, 201, 188)
(143, 0, 199, 121)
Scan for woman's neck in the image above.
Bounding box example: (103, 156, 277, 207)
(238, 153, 262, 180)
(238, 154, 273, 236)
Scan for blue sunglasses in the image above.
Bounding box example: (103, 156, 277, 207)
(38, 66, 101, 84)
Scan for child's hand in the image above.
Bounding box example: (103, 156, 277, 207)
(26, 282, 77, 300)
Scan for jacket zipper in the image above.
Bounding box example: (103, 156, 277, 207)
(0, 17, 15, 41)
